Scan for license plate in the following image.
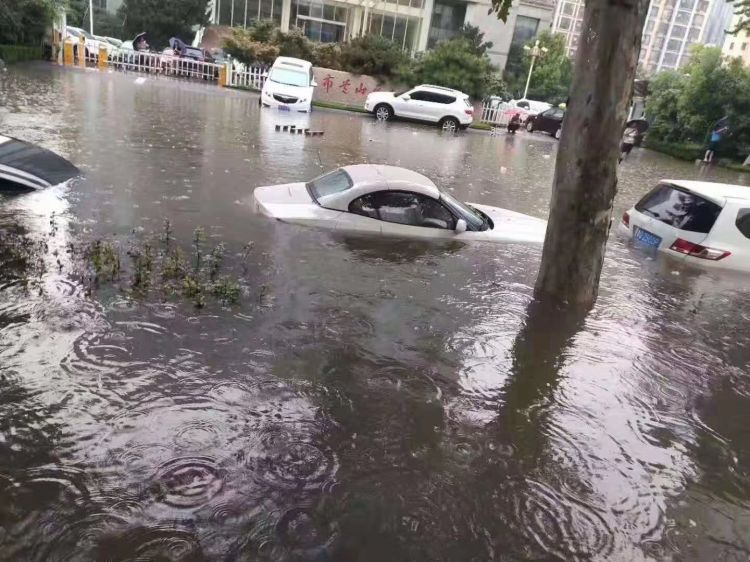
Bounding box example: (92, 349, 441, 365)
(634, 226, 662, 248)
(277, 105, 290, 112)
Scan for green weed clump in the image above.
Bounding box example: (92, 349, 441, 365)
(84, 221, 249, 308)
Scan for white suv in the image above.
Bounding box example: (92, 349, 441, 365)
(619, 180, 750, 273)
(260, 57, 316, 113)
(364, 85, 474, 131)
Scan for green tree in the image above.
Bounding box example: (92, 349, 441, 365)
(645, 70, 687, 142)
(457, 23, 493, 57)
(0, 0, 64, 45)
(646, 45, 750, 158)
(118, 0, 209, 48)
(274, 27, 314, 60)
(339, 35, 410, 77)
(504, 30, 572, 103)
(223, 27, 279, 65)
(730, 0, 750, 32)
(411, 38, 495, 99)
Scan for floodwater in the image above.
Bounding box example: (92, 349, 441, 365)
(1, 63, 750, 561)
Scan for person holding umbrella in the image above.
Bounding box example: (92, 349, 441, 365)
(619, 118, 648, 163)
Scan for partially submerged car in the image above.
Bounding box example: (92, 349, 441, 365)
(253, 165, 546, 244)
(0, 135, 79, 191)
(260, 57, 316, 113)
(619, 180, 750, 273)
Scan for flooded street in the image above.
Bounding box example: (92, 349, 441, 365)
(2, 63, 750, 561)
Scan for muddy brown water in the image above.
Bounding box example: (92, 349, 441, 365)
(1, 63, 750, 561)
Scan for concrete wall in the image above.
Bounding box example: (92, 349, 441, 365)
(465, 0, 554, 70)
(311, 67, 403, 106)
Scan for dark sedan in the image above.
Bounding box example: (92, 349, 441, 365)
(526, 107, 565, 139)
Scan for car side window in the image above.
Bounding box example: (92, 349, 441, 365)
(517, 101, 530, 109)
(736, 209, 750, 239)
(349, 191, 456, 229)
(553, 109, 565, 119)
(409, 90, 428, 101)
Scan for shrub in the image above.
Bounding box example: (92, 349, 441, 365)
(339, 35, 410, 77)
(223, 27, 279, 65)
(312, 42, 341, 70)
(275, 27, 314, 60)
(412, 38, 495, 99)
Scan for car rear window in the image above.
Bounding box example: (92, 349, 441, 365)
(307, 169, 352, 202)
(736, 209, 750, 239)
(635, 183, 722, 234)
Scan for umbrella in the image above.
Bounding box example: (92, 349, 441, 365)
(626, 118, 649, 133)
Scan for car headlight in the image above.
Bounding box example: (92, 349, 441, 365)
(298, 98, 307, 103)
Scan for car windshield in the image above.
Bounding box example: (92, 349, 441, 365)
(440, 191, 487, 231)
(269, 68, 309, 87)
(307, 169, 352, 202)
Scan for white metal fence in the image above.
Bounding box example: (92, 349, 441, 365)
(110, 51, 222, 80)
(227, 64, 266, 90)
(480, 101, 515, 126)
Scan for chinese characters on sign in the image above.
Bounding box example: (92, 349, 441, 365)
(315, 73, 376, 99)
(322, 74, 334, 93)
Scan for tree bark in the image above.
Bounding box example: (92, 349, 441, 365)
(534, 0, 649, 307)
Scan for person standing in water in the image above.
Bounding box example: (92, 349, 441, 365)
(704, 125, 729, 163)
(619, 124, 638, 162)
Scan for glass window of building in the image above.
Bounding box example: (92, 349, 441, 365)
(427, 0, 467, 48)
(510, 15, 540, 50)
(292, 0, 348, 43)
(218, 0, 283, 26)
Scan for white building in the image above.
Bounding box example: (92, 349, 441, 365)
(209, 0, 554, 69)
(723, 10, 750, 65)
(552, 0, 733, 75)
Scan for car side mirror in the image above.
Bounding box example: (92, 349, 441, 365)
(455, 219, 467, 233)
(311, 80, 317, 87)
(402, 94, 411, 101)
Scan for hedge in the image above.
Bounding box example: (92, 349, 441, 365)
(643, 138, 703, 162)
(0, 45, 43, 64)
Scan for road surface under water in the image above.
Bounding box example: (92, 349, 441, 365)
(1, 63, 750, 561)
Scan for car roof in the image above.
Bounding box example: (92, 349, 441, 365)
(319, 165, 440, 211)
(414, 84, 468, 97)
(663, 179, 750, 203)
(272, 57, 312, 70)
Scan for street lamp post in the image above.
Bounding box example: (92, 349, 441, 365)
(89, 0, 94, 35)
(522, 39, 548, 99)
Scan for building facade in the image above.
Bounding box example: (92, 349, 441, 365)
(552, 0, 733, 75)
(723, 11, 750, 65)
(209, 0, 553, 69)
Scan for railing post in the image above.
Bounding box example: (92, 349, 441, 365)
(63, 41, 74, 66)
(220, 62, 230, 87)
(78, 36, 86, 68)
(98, 46, 108, 71)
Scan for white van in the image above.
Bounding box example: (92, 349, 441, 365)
(260, 57, 316, 113)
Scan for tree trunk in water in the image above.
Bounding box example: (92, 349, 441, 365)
(534, 0, 649, 307)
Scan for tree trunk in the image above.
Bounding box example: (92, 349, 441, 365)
(534, 0, 649, 307)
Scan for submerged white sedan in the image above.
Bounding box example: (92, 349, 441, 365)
(253, 165, 547, 244)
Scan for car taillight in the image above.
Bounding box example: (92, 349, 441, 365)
(622, 211, 630, 227)
(669, 238, 731, 260)
(465, 109, 474, 115)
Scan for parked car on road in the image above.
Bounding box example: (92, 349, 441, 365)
(253, 164, 546, 244)
(365, 85, 474, 131)
(509, 98, 552, 117)
(260, 57, 316, 113)
(66, 26, 108, 59)
(526, 107, 565, 139)
(619, 180, 750, 273)
(168, 37, 214, 63)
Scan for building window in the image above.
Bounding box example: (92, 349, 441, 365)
(219, 0, 283, 26)
(730, 41, 735, 50)
(293, 0, 348, 43)
(427, 0, 467, 48)
(743, 43, 748, 51)
(510, 16, 540, 49)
